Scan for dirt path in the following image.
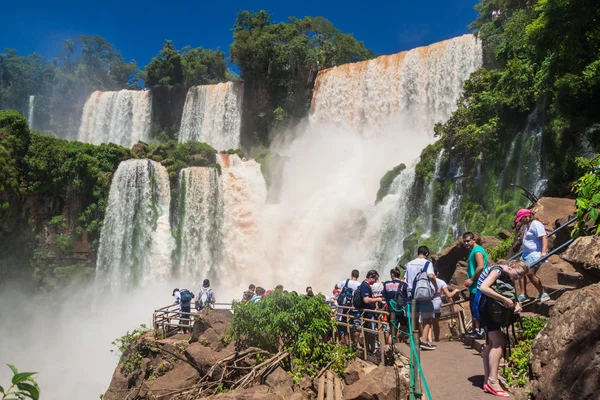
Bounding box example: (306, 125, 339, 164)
(415, 341, 513, 400)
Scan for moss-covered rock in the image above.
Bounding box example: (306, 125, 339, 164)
(375, 163, 407, 203)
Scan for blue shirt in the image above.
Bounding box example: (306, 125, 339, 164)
(359, 281, 376, 310)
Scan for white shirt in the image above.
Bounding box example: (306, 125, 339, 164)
(434, 278, 448, 299)
(522, 220, 547, 256)
(405, 258, 434, 293)
(337, 279, 361, 292)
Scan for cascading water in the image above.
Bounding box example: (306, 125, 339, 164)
(27, 95, 34, 129)
(360, 168, 416, 271)
(422, 149, 444, 238)
(179, 82, 243, 150)
(311, 34, 482, 137)
(437, 165, 464, 248)
(177, 167, 223, 281)
(96, 159, 174, 289)
(78, 90, 152, 147)
(217, 154, 267, 283)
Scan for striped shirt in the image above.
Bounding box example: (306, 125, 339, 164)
(476, 265, 505, 289)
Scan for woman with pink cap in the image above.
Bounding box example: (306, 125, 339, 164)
(514, 209, 551, 302)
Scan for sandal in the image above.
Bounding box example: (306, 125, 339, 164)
(483, 378, 510, 398)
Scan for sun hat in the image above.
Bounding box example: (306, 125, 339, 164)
(514, 208, 532, 223)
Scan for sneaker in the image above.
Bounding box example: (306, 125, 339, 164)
(517, 294, 528, 302)
(538, 293, 551, 302)
(420, 340, 435, 350)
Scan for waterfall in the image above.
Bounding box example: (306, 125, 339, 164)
(179, 82, 243, 150)
(217, 154, 267, 283)
(361, 168, 416, 272)
(438, 166, 464, 248)
(96, 159, 174, 289)
(177, 167, 223, 281)
(78, 90, 152, 147)
(28, 95, 34, 129)
(311, 34, 482, 137)
(422, 149, 444, 238)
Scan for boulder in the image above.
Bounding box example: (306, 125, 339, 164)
(479, 235, 501, 251)
(343, 365, 409, 400)
(498, 229, 512, 240)
(531, 197, 576, 232)
(185, 342, 219, 370)
(431, 240, 468, 283)
(530, 284, 600, 399)
(148, 362, 199, 395)
(450, 261, 467, 287)
(265, 366, 293, 388)
(199, 327, 224, 352)
(561, 236, 600, 281)
(201, 309, 234, 336)
(343, 359, 367, 385)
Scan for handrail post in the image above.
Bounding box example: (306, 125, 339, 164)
(411, 299, 422, 398)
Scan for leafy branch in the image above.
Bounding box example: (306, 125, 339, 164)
(0, 364, 40, 400)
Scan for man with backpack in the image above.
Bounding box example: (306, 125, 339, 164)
(405, 246, 438, 350)
(382, 268, 409, 345)
(352, 270, 384, 351)
(173, 288, 195, 333)
(196, 279, 215, 310)
(336, 269, 361, 345)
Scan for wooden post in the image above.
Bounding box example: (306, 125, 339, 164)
(379, 317, 385, 366)
(411, 299, 422, 398)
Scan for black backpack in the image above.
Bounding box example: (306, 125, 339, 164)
(338, 280, 355, 308)
(352, 284, 364, 309)
(393, 282, 409, 313)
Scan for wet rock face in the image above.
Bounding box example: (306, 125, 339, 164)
(561, 236, 600, 281)
(530, 283, 600, 400)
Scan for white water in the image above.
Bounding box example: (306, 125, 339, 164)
(217, 154, 267, 284)
(78, 90, 152, 147)
(96, 159, 174, 289)
(179, 82, 243, 150)
(178, 167, 223, 281)
(27, 95, 34, 129)
(422, 149, 444, 238)
(437, 166, 463, 248)
(311, 34, 482, 137)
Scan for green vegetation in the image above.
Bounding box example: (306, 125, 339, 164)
(230, 11, 374, 146)
(231, 291, 354, 377)
(144, 41, 231, 88)
(1, 364, 40, 400)
(111, 324, 152, 376)
(376, 163, 407, 203)
(572, 156, 600, 236)
(502, 316, 547, 388)
(251, 146, 287, 186)
(487, 237, 513, 261)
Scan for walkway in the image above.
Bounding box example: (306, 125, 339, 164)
(400, 341, 513, 400)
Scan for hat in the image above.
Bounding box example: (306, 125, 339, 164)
(514, 209, 532, 223)
(333, 288, 341, 294)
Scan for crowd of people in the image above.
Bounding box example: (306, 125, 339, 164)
(169, 208, 550, 398)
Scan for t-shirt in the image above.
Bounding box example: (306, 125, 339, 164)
(359, 281, 376, 310)
(467, 245, 489, 294)
(434, 278, 448, 299)
(522, 220, 546, 256)
(337, 279, 361, 293)
(382, 279, 408, 302)
(371, 282, 384, 297)
(477, 265, 505, 289)
(405, 258, 434, 294)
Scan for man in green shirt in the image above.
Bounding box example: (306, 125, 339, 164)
(463, 231, 488, 338)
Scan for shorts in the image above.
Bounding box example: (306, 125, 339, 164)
(469, 293, 476, 315)
(523, 253, 542, 269)
(351, 311, 362, 332)
(434, 312, 441, 319)
(415, 300, 434, 320)
(432, 297, 442, 313)
(482, 312, 501, 332)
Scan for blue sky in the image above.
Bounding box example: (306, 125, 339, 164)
(1, 0, 479, 69)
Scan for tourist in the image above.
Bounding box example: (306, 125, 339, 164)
(252, 287, 266, 302)
(476, 260, 529, 397)
(244, 284, 256, 300)
(274, 284, 284, 291)
(355, 270, 384, 350)
(405, 246, 438, 350)
(336, 269, 361, 346)
(382, 268, 408, 345)
(429, 272, 460, 343)
(463, 231, 488, 339)
(196, 279, 215, 310)
(306, 286, 315, 297)
(173, 288, 194, 333)
(514, 209, 551, 302)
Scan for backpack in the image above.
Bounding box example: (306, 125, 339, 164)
(352, 284, 364, 309)
(411, 261, 435, 300)
(393, 282, 409, 313)
(472, 266, 517, 328)
(196, 287, 212, 310)
(337, 280, 355, 308)
(179, 289, 194, 306)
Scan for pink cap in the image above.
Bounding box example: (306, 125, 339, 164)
(514, 208, 531, 223)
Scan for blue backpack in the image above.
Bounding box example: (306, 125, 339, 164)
(180, 289, 194, 306)
(337, 280, 355, 308)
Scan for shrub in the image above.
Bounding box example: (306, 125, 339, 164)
(487, 237, 514, 261)
(111, 324, 152, 376)
(0, 363, 40, 400)
(502, 316, 547, 388)
(55, 234, 74, 253)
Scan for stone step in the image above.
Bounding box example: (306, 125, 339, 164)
(557, 271, 589, 288)
(543, 284, 577, 300)
(524, 299, 556, 317)
(463, 335, 485, 354)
